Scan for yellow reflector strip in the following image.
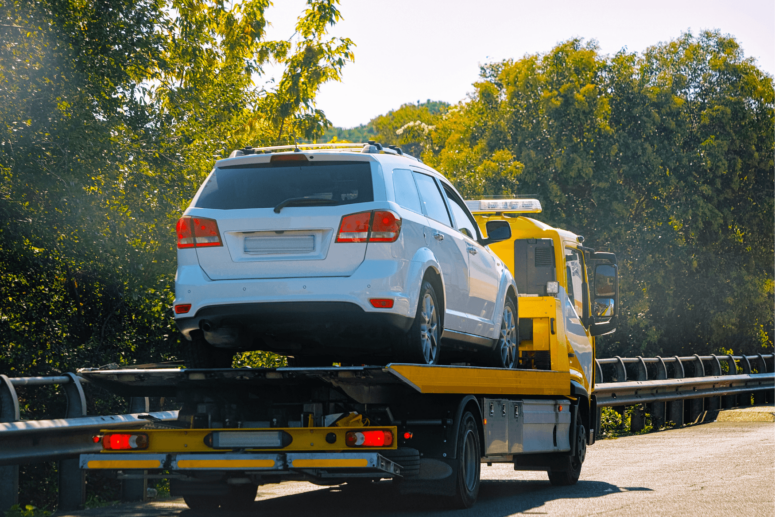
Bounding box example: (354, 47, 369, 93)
(177, 459, 275, 469)
(291, 459, 368, 468)
(87, 460, 161, 469)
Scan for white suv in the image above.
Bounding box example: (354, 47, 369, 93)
(174, 143, 519, 368)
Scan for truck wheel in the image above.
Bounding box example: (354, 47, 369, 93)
(399, 281, 442, 365)
(489, 297, 518, 368)
(184, 333, 233, 369)
(548, 424, 586, 486)
(183, 494, 221, 511)
(221, 483, 258, 511)
(450, 411, 481, 509)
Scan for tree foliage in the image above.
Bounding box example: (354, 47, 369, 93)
(422, 32, 774, 356)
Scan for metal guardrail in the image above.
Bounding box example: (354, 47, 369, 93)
(594, 354, 774, 433)
(0, 373, 178, 512)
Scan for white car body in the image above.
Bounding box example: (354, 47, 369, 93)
(174, 145, 518, 363)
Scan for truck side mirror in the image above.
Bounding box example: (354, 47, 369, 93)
(589, 263, 618, 337)
(480, 220, 511, 246)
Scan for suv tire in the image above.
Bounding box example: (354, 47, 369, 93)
(489, 296, 519, 368)
(398, 281, 442, 365)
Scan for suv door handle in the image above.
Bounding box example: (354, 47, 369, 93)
(467, 246, 478, 255)
(433, 231, 444, 241)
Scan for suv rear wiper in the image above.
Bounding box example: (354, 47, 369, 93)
(273, 197, 339, 213)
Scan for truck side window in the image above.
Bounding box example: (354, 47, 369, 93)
(565, 248, 584, 316)
(441, 183, 479, 240)
(392, 169, 422, 213)
(413, 172, 451, 227)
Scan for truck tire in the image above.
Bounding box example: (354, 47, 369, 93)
(183, 484, 257, 512)
(449, 411, 481, 508)
(382, 447, 421, 478)
(184, 333, 233, 369)
(398, 281, 442, 365)
(489, 296, 518, 368)
(548, 424, 586, 486)
(183, 494, 221, 511)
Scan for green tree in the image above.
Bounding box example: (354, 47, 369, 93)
(425, 32, 774, 357)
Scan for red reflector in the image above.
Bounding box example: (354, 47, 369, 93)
(345, 430, 393, 447)
(369, 210, 401, 242)
(92, 435, 101, 443)
(102, 433, 148, 450)
(336, 211, 371, 242)
(174, 304, 192, 314)
(270, 153, 308, 162)
(176, 216, 195, 248)
(370, 299, 394, 309)
(176, 216, 223, 248)
(403, 432, 413, 440)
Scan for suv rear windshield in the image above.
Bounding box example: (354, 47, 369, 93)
(195, 161, 374, 210)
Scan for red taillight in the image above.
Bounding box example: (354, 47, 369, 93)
(102, 433, 148, 450)
(336, 211, 372, 242)
(176, 216, 222, 249)
(336, 210, 401, 243)
(370, 211, 401, 242)
(345, 430, 393, 447)
(270, 153, 308, 162)
(370, 299, 394, 309)
(174, 304, 192, 314)
(403, 432, 413, 440)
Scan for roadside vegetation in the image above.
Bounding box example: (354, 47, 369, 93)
(0, 0, 772, 509)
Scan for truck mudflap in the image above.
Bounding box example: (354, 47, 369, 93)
(80, 452, 402, 477)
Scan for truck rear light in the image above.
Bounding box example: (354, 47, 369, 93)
(102, 433, 148, 450)
(369, 211, 401, 242)
(369, 299, 394, 309)
(336, 211, 371, 242)
(345, 430, 393, 447)
(176, 216, 223, 248)
(174, 304, 192, 314)
(207, 431, 293, 449)
(336, 211, 402, 243)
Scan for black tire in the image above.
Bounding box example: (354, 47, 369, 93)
(489, 296, 519, 368)
(221, 483, 258, 511)
(398, 281, 442, 365)
(183, 494, 221, 511)
(449, 411, 481, 509)
(184, 333, 233, 369)
(381, 447, 421, 478)
(548, 424, 586, 486)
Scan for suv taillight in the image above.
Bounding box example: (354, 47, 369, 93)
(336, 211, 401, 243)
(176, 216, 223, 249)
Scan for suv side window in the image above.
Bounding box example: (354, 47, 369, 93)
(565, 248, 585, 316)
(413, 172, 451, 226)
(392, 169, 422, 213)
(441, 184, 479, 240)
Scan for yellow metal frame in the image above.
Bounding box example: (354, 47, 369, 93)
(97, 427, 398, 454)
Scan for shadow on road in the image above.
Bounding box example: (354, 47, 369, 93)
(180, 479, 652, 516)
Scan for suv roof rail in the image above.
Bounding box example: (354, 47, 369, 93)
(227, 142, 420, 161)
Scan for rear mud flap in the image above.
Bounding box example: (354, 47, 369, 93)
(395, 458, 456, 497)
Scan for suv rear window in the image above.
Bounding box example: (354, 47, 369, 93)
(195, 161, 374, 210)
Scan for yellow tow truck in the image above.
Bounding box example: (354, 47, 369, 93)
(78, 198, 619, 510)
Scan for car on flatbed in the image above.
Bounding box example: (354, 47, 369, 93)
(174, 142, 519, 368)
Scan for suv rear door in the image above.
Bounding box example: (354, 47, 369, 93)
(190, 159, 374, 280)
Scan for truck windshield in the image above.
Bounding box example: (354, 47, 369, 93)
(195, 161, 374, 210)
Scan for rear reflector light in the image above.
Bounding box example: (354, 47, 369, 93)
(102, 433, 148, 450)
(208, 431, 292, 449)
(270, 153, 308, 162)
(176, 216, 223, 249)
(174, 304, 192, 314)
(336, 210, 401, 243)
(370, 299, 394, 309)
(345, 430, 393, 447)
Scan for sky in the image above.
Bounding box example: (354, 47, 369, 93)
(263, 0, 775, 128)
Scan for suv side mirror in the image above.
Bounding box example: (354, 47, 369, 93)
(480, 220, 511, 246)
(589, 263, 618, 337)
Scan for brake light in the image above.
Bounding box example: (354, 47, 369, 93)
(102, 433, 149, 450)
(336, 211, 401, 243)
(336, 211, 371, 242)
(176, 216, 223, 249)
(345, 430, 393, 447)
(370, 299, 394, 309)
(270, 153, 308, 162)
(370, 211, 401, 242)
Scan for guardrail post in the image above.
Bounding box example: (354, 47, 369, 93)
(629, 358, 648, 433)
(613, 357, 627, 424)
(58, 373, 87, 512)
(753, 355, 770, 404)
(667, 356, 684, 426)
(687, 355, 705, 423)
(723, 356, 738, 409)
(121, 397, 150, 502)
(0, 375, 21, 513)
(706, 356, 723, 413)
(648, 357, 668, 428)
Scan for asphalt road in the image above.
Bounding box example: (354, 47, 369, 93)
(61, 420, 774, 517)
